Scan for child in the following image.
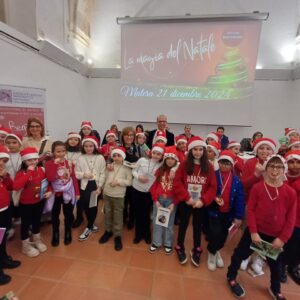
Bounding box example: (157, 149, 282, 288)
(206, 150, 244, 271)
(173, 136, 217, 266)
(65, 132, 82, 166)
(149, 146, 179, 254)
(100, 130, 118, 161)
(175, 135, 187, 164)
(132, 143, 165, 244)
(240, 137, 276, 273)
(13, 147, 52, 257)
(45, 141, 80, 246)
(206, 132, 221, 144)
(5, 133, 23, 235)
(136, 132, 150, 158)
(285, 128, 299, 141)
(0, 145, 21, 285)
(154, 131, 168, 145)
(227, 155, 296, 300)
(99, 147, 132, 251)
(288, 137, 300, 150)
(0, 126, 11, 146)
(207, 141, 221, 171)
(75, 136, 106, 241)
(280, 150, 300, 284)
(227, 141, 244, 177)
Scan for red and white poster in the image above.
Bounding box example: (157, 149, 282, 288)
(0, 84, 46, 136)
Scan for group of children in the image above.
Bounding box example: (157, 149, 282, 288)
(0, 122, 299, 300)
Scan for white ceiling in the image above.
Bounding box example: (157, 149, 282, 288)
(4, 0, 300, 69)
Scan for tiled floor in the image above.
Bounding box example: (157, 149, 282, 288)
(1, 211, 300, 300)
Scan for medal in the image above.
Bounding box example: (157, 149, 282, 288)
(215, 196, 224, 206)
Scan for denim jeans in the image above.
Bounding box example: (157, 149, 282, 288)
(152, 197, 177, 247)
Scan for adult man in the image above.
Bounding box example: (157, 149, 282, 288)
(217, 126, 229, 150)
(147, 115, 175, 147)
(182, 124, 194, 141)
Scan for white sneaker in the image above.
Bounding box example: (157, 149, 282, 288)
(207, 252, 217, 271)
(79, 228, 92, 241)
(251, 255, 265, 275)
(216, 251, 224, 268)
(240, 258, 249, 271)
(92, 224, 99, 232)
(33, 234, 47, 252)
(22, 239, 39, 257)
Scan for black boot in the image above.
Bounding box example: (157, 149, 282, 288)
(0, 256, 21, 269)
(51, 229, 59, 247)
(280, 264, 288, 283)
(114, 236, 123, 251)
(99, 231, 113, 244)
(0, 269, 11, 285)
(72, 206, 83, 228)
(64, 227, 72, 245)
(288, 265, 300, 285)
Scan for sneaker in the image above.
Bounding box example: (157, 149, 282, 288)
(33, 233, 47, 253)
(288, 266, 300, 285)
(240, 258, 249, 271)
(228, 280, 246, 298)
(175, 245, 187, 264)
(149, 244, 159, 254)
(190, 247, 202, 267)
(0, 271, 11, 285)
(164, 246, 173, 255)
(99, 231, 113, 244)
(207, 252, 217, 271)
(251, 255, 265, 275)
(72, 217, 83, 228)
(268, 288, 287, 300)
(92, 224, 99, 233)
(114, 236, 123, 251)
(22, 239, 40, 257)
(0, 256, 21, 269)
(78, 228, 92, 241)
(216, 251, 224, 268)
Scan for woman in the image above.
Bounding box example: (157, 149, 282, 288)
(23, 118, 53, 165)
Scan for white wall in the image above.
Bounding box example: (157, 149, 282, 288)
(0, 38, 87, 140)
(87, 78, 295, 143)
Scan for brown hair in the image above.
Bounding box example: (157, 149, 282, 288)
(186, 147, 210, 175)
(51, 140, 66, 154)
(121, 126, 135, 145)
(26, 117, 45, 137)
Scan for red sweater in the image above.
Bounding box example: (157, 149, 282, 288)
(150, 169, 179, 205)
(173, 162, 217, 206)
(0, 174, 13, 209)
(247, 181, 297, 243)
(234, 156, 244, 178)
(241, 157, 264, 202)
(286, 175, 300, 229)
(13, 167, 49, 205)
(177, 150, 187, 164)
(45, 159, 80, 197)
(100, 143, 117, 160)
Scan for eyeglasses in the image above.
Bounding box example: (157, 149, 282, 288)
(267, 164, 284, 170)
(29, 125, 41, 128)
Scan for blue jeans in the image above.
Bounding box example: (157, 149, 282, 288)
(152, 197, 177, 247)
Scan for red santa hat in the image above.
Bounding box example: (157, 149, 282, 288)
(207, 141, 221, 158)
(106, 130, 117, 139)
(111, 146, 126, 159)
(175, 135, 187, 145)
(253, 138, 276, 153)
(285, 150, 300, 162)
(0, 145, 9, 160)
(154, 131, 167, 144)
(263, 154, 288, 173)
(285, 127, 298, 138)
(187, 136, 207, 151)
(20, 147, 39, 161)
(218, 150, 236, 165)
(67, 132, 81, 140)
(5, 133, 23, 145)
(288, 137, 300, 149)
(0, 126, 12, 136)
(82, 136, 99, 148)
(151, 143, 165, 154)
(206, 132, 221, 143)
(227, 141, 241, 149)
(81, 121, 93, 130)
(164, 146, 179, 161)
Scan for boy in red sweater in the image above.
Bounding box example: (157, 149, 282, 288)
(0, 145, 21, 285)
(227, 155, 297, 300)
(280, 150, 300, 284)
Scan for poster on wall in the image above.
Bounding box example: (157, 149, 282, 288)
(0, 84, 46, 136)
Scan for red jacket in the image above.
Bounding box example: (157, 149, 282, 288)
(241, 157, 264, 202)
(13, 167, 49, 205)
(173, 161, 217, 206)
(234, 156, 244, 177)
(45, 159, 80, 197)
(247, 181, 297, 243)
(286, 175, 300, 229)
(150, 169, 179, 205)
(176, 150, 186, 164)
(0, 174, 13, 209)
